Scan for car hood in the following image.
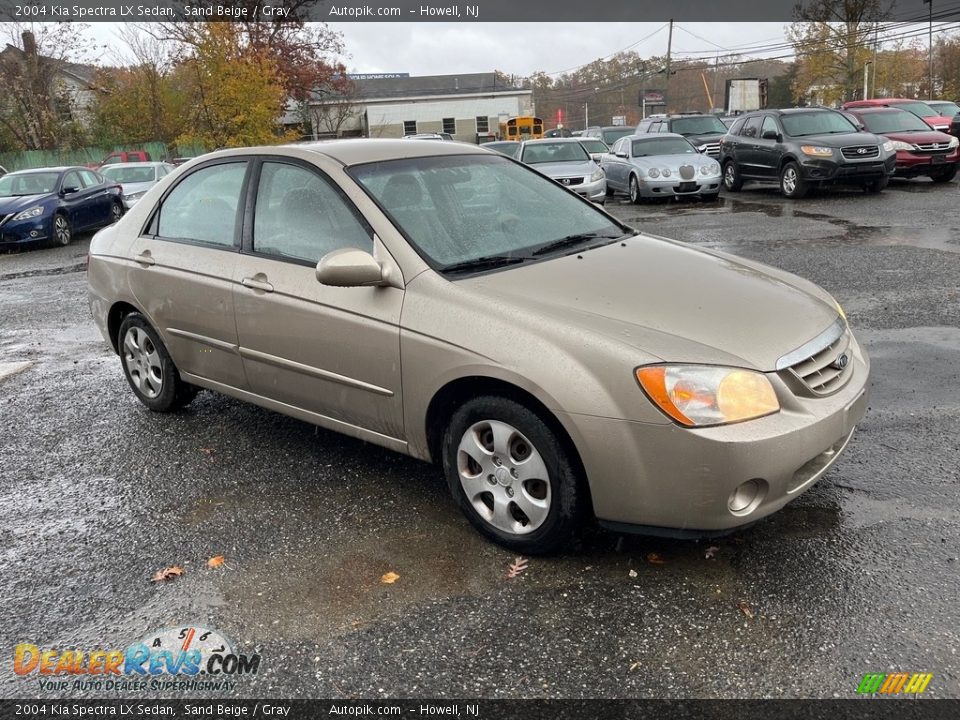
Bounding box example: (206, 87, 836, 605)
(0, 194, 52, 215)
(878, 129, 955, 145)
(531, 161, 596, 178)
(684, 132, 725, 145)
(632, 153, 718, 171)
(461, 235, 839, 370)
(798, 131, 883, 147)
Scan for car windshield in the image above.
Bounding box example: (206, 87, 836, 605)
(0, 172, 59, 197)
(893, 101, 938, 118)
(102, 166, 157, 183)
(579, 139, 608, 154)
(601, 128, 635, 145)
(859, 111, 933, 134)
(671, 116, 728, 136)
(350, 154, 624, 271)
(930, 101, 960, 116)
(521, 142, 589, 164)
(485, 142, 520, 158)
(781, 112, 857, 136)
(631, 138, 696, 156)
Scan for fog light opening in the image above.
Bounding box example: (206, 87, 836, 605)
(728, 479, 768, 516)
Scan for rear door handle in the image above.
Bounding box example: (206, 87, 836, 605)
(241, 277, 274, 293)
(135, 251, 155, 267)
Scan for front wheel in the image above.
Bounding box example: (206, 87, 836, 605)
(864, 175, 889, 193)
(780, 161, 809, 199)
(118, 313, 199, 412)
(53, 213, 71, 246)
(442, 396, 586, 554)
(931, 165, 957, 183)
(109, 201, 124, 224)
(629, 174, 643, 204)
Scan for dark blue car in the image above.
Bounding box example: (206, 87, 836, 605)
(0, 166, 123, 248)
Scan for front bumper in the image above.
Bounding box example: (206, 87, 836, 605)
(799, 155, 896, 183)
(893, 149, 959, 176)
(563, 176, 606, 202)
(561, 334, 870, 533)
(0, 215, 52, 245)
(637, 174, 721, 197)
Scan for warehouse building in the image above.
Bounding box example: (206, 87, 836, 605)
(294, 72, 535, 143)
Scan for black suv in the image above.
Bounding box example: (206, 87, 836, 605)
(719, 108, 896, 198)
(636, 113, 728, 157)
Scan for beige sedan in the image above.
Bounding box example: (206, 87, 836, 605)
(88, 140, 869, 554)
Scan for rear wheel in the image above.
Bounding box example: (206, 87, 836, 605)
(722, 161, 743, 192)
(442, 396, 586, 554)
(779, 161, 809, 199)
(53, 213, 71, 246)
(629, 174, 643, 204)
(931, 165, 957, 183)
(118, 313, 199, 412)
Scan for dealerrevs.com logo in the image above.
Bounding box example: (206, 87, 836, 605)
(14, 626, 261, 692)
(856, 672, 933, 696)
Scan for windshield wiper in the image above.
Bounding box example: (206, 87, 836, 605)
(531, 232, 625, 257)
(441, 255, 529, 275)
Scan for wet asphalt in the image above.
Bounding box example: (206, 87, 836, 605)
(0, 177, 958, 700)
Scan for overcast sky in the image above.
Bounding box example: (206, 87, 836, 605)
(86, 22, 792, 76)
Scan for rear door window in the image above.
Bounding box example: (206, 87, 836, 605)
(155, 162, 247, 248)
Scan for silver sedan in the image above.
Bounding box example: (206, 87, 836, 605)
(601, 133, 722, 203)
(519, 138, 607, 204)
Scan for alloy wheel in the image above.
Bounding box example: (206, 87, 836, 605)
(54, 216, 71, 245)
(782, 167, 798, 195)
(123, 326, 163, 399)
(111, 203, 123, 223)
(456, 420, 551, 535)
(629, 176, 640, 203)
(724, 164, 736, 189)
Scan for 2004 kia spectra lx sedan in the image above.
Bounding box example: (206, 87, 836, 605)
(88, 140, 869, 554)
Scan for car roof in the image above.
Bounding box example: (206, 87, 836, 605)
(845, 106, 908, 114)
(521, 137, 584, 144)
(7, 166, 73, 175)
(202, 139, 490, 168)
(101, 161, 169, 169)
(628, 132, 686, 140)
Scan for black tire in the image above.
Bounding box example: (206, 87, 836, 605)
(628, 174, 643, 204)
(605, 184, 615, 198)
(864, 175, 889, 193)
(701, 191, 721, 202)
(779, 161, 809, 199)
(52, 213, 71, 246)
(722, 161, 743, 192)
(441, 396, 586, 554)
(118, 313, 199, 412)
(931, 165, 957, 183)
(109, 201, 124, 224)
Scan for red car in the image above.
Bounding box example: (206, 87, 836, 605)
(843, 107, 958, 182)
(842, 98, 955, 135)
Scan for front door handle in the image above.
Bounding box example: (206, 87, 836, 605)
(241, 276, 274, 293)
(135, 251, 155, 267)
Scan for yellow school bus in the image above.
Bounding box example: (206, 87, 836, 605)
(500, 116, 544, 141)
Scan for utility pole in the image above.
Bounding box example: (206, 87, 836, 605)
(924, 0, 933, 99)
(665, 19, 673, 113)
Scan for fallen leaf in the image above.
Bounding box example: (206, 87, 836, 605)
(150, 566, 184, 583)
(506, 557, 529, 578)
(705, 546, 720, 559)
(646, 552, 666, 565)
(737, 601, 755, 620)
(199, 447, 214, 455)
(628, 569, 638, 578)
(381, 571, 400, 584)
(629, 661, 641, 672)
(207, 555, 225, 568)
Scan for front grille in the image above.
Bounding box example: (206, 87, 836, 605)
(914, 142, 952, 153)
(700, 142, 721, 157)
(777, 319, 853, 396)
(557, 176, 584, 186)
(678, 164, 695, 180)
(841, 145, 880, 159)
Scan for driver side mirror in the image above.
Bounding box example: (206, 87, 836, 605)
(615, 151, 628, 158)
(761, 129, 782, 142)
(61, 186, 80, 195)
(316, 248, 385, 287)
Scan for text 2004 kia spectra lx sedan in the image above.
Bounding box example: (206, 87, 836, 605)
(88, 140, 869, 554)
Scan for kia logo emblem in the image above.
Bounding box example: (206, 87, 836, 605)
(831, 353, 850, 370)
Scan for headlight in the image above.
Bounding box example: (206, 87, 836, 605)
(888, 140, 913, 151)
(124, 191, 146, 201)
(800, 145, 833, 157)
(661, 168, 672, 178)
(700, 163, 721, 176)
(949, 136, 959, 148)
(833, 298, 847, 323)
(635, 365, 780, 427)
(13, 206, 44, 221)
(589, 169, 604, 182)
(647, 168, 661, 178)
